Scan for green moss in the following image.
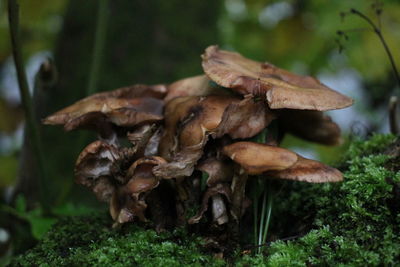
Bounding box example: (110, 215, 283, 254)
(10, 214, 225, 267)
(11, 134, 400, 266)
(254, 134, 400, 266)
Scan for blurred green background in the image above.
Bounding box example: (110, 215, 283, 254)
(0, 0, 399, 260)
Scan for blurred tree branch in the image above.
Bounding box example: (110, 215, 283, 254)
(7, 0, 50, 213)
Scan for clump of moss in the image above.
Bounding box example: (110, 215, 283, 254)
(10, 214, 225, 267)
(11, 134, 400, 266)
(243, 134, 400, 266)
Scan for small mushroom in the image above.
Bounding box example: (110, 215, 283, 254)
(222, 141, 343, 220)
(222, 142, 297, 220)
(74, 140, 121, 202)
(196, 157, 234, 187)
(202, 45, 353, 111)
(125, 156, 166, 193)
(188, 183, 232, 225)
(187, 157, 234, 225)
(109, 156, 167, 224)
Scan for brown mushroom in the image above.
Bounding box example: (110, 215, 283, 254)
(222, 141, 343, 220)
(211, 95, 276, 140)
(188, 183, 232, 225)
(223, 141, 343, 182)
(43, 83, 165, 143)
(196, 157, 234, 187)
(74, 140, 121, 202)
(155, 95, 241, 178)
(158, 96, 200, 160)
(43, 97, 163, 131)
(222, 142, 297, 220)
(202, 45, 353, 111)
(109, 156, 167, 224)
(186, 157, 234, 225)
(126, 124, 159, 159)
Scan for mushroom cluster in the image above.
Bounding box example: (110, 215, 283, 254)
(44, 46, 352, 231)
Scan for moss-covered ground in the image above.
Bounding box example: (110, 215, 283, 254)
(10, 134, 400, 266)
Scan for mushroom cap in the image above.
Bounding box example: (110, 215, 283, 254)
(178, 95, 240, 147)
(155, 95, 241, 179)
(222, 141, 298, 175)
(159, 95, 240, 159)
(158, 96, 200, 160)
(125, 156, 167, 194)
(43, 97, 164, 131)
(196, 157, 233, 187)
(109, 188, 147, 224)
(74, 140, 120, 202)
(202, 45, 353, 111)
(110, 156, 167, 224)
(278, 110, 341, 145)
(211, 95, 275, 139)
(266, 155, 343, 183)
(164, 75, 231, 103)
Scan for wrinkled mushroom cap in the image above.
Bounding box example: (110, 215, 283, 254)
(178, 95, 240, 147)
(125, 156, 167, 194)
(43, 97, 164, 131)
(266, 155, 343, 183)
(155, 95, 241, 179)
(211, 96, 275, 139)
(196, 157, 233, 187)
(202, 45, 353, 111)
(159, 95, 240, 158)
(222, 141, 298, 175)
(74, 140, 120, 202)
(109, 156, 167, 224)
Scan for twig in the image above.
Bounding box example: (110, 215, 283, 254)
(7, 0, 50, 213)
(87, 0, 109, 95)
(349, 8, 400, 87)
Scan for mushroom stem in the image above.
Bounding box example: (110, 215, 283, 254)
(230, 168, 248, 221)
(175, 178, 189, 226)
(211, 195, 229, 225)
